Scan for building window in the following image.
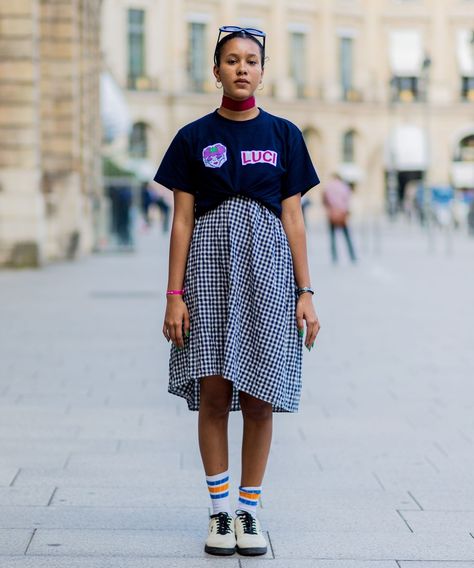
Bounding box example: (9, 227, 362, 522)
(127, 9, 146, 90)
(289, 32, 306, 98)
(461, 77, 474, 101)
(388, 30, 424, 102)
(339, 37, 354, 100)
(342, 130, 355, 163)
(188, 22, 207, 92)
(457, 30, 474, 101)
(129, 122, 148, 158)
(458, 135, 474, 162)
(390, 76, 420, 102)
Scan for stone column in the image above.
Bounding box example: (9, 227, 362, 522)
(427, 0, 451, 186)
(220, 0, 237, 27)
(320, 0, 338, 102)
(429, 0, 451, 106)
(363, 0, 382, 104)
(39, 0, 102, 260)
(271, 0, 292, 100)
(39, 0, 80, 259)
(0, 0, 45, 266)
(169, 0, 186, 95)
(78, 0, 103, 253)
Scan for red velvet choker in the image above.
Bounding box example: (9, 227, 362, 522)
(221, 95, 256, 111)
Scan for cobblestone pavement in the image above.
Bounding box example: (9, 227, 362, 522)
(0, 218, 473, 567)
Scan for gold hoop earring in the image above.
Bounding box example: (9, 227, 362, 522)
(258, 82, 264, 91)
(215, 79, 222, 89)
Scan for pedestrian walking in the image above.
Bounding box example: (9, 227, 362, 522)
(155, 26, 321, 557)
(322, 173, 357, 263)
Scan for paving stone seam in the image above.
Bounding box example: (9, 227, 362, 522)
(46, 488, 57, 507)
(23, 528, 36, 555)
(407, 492, 423, 511)
(266, 531, 275, 559)
(9, 469, 21, 487)
(424, 456, 440, 474)
(396, 510, 414, 533)
(372, 472, 386, 490)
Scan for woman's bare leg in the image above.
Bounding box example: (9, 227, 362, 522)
(198, 375, 233, 475)
(239, 391, 273, 487)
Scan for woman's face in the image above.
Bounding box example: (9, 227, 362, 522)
(213, 37, 264, 100)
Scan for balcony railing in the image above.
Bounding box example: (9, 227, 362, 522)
(127, 75, 158, 91)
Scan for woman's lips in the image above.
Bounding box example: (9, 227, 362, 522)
(235, 80, 249, 85)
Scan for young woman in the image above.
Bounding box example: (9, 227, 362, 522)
(155, 26, 321, 557)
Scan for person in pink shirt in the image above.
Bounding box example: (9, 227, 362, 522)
(322, 174, 357, 263)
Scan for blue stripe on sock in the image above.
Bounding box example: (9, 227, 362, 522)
(210, 491, 229, 499)
(207, 476, 229, 486)
(239, 497, 258, 506)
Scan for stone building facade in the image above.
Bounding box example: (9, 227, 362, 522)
(101, 0, 474, 221)
(0, 0, 102, 267)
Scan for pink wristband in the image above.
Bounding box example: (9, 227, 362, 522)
(166, 289, 185, 296)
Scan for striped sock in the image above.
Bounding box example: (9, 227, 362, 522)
(206, 470, 231, 515)
(237, 485, 262, 517)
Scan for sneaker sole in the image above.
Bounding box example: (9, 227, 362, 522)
(236, 545, 267, 556)
(204, 545, 236, 556)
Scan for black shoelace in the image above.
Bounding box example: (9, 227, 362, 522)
(211, 512, 233, 535)
(236, 510, 257, 534)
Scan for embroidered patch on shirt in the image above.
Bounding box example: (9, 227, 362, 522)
(241, 150, 278, 167)
(202, 143, 227, 168)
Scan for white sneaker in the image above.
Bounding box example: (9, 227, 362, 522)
(234, 509, 267, 556)
(204, 512, 236, 556)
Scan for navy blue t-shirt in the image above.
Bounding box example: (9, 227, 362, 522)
(153, 108, 320, 219)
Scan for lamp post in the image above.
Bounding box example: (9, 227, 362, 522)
(471, 30, 474, 64)
(386, 75, 399, 219)
(421, 54, 433, 249)
(468, 31, 474, 236)
(470, 31, 474, 100)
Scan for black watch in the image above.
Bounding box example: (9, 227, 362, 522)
(296, 287, 314, 297)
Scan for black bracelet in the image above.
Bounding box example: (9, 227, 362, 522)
(297, 287, 314, 296)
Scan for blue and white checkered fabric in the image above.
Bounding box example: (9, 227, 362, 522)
(168, 195, 303, 412)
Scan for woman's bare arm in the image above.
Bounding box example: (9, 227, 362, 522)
(163, 189, 195, 348)
(281, 193, 320, 350)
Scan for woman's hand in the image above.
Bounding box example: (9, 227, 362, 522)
(296, 293, 320, 351)
(163, 296, 190, 349)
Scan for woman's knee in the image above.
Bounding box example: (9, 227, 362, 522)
(200, 375, 232, 417)
(240, 391, 273, 421)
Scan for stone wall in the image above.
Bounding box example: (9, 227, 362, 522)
(0, 0, 102, 267)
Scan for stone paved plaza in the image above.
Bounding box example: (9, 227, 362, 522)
(0, 218, 473, 567)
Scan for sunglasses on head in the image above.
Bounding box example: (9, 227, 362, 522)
(214, 25, 266, 64)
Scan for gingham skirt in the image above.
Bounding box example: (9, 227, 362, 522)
(169, 194, 303, 412)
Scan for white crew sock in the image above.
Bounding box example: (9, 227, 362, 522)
(236, 485, 262, 518)
(206, 470, 231, 515)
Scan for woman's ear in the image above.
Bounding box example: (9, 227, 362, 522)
(213, 65, 220, 81)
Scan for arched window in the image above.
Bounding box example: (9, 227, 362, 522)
(459, 134, 474, 162)
(302, 127, 321, 164)
(342, 130, 355, 163)
(129, 122, 148, 158)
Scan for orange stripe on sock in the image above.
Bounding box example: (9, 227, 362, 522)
(239, 491, 260, 501)
(209, 482, 229, 494)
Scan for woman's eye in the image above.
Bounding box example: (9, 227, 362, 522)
(248, 61, 257, 65)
